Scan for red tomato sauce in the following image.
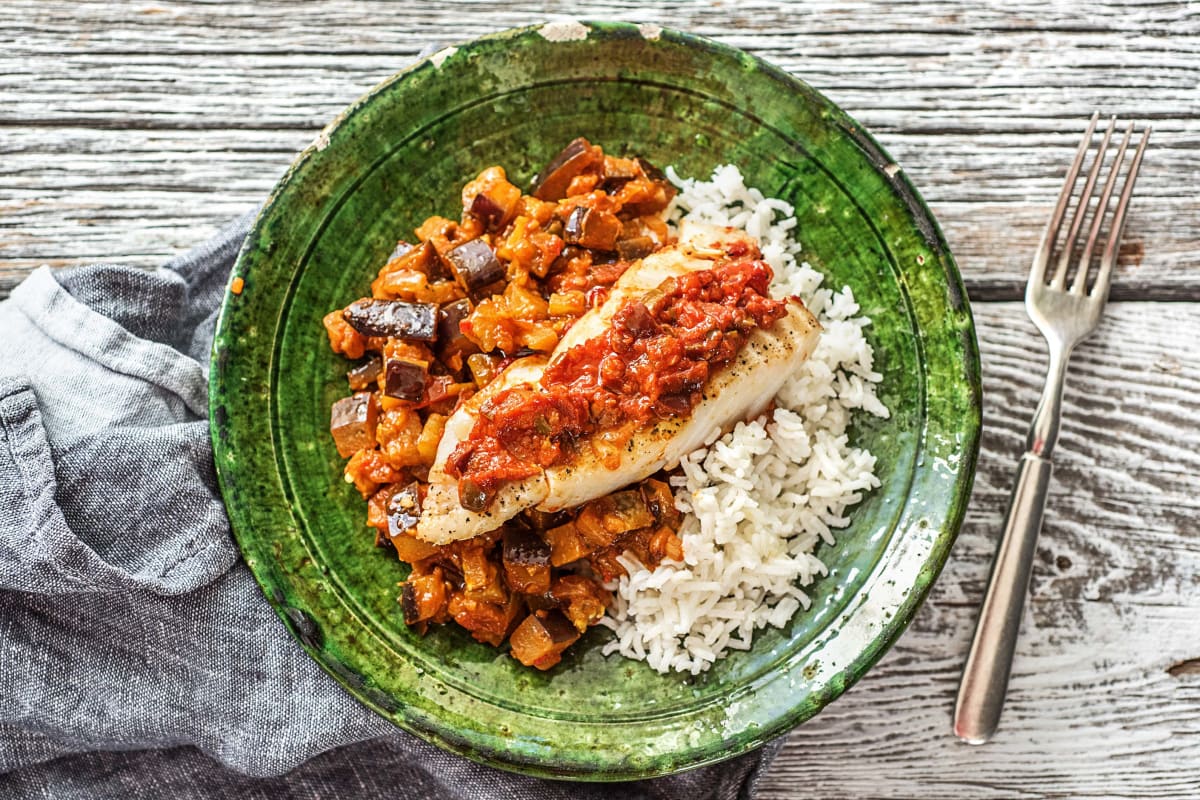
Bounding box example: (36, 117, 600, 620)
(445, 258, 789, 510)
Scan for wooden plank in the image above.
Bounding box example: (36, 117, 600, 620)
(1, 1, 1197, 297)
(3, 2, 1199, 794)
(0, 128, 1192, 300)
(760, 300, 1200, 799)
(3, 1, 1197, 53)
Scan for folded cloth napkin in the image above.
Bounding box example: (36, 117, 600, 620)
(0, 212, 782, 799)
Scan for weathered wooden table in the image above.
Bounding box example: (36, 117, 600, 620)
(3, 2, 1198, 797)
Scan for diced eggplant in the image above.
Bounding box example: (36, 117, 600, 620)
(563, 206, 621, 251)
(460, 545, 508, 605)
(641, 477, 682, 528)
(400, 582, 421, 625)
(575, 489, 656, 547)
(600, 155, 640, 192)
(373, 527, 394, 550)
(401, 568, 447, 626)
(330, 392, 378, 458)
(537, 609, 578, 644)
(503, 530, 552, 596)
(550, 574, 610, 631)
(444, 238, 505, 297)
(343, 298, 438, 341)
(392, 533, 440, 564)
(389, 240, 414, 261)
(385, 239, 438, 277)
(448, 593, 522, 647)
(616, 235, 656, 261)
(437, 298, 478, 362)
(462, 166, 522, 232)
(509, 609, 580, 669)
(502, 526, 552, 566)
(531, 137, 601, 201)
(521, 507, 570, 531)
(384, 356, 429, 401)
(634, 156, 666, 182)
(544, 520, 592, 567)
(469, 193, 505, 228)
(417, 374, 472, 415)
(386, 481, 422, 539)
(346, 355, 383, 391)
(622, 179, 677, 216)
(468, 191, 520, 232)
(523, 592, 558, 613)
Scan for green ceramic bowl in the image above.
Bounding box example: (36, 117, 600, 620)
(210, 21, 980, 780)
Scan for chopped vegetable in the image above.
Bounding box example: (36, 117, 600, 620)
(550, 574, 609, 632)
(458, 477, 490, 513)
(502, 526, 552, 595)
(437, 298, 477, 366)
(531, 137, 602, 201)
(415, 413, 446, 465)
(401, 567, 447, 625)
(616, 235, 656, 261)
(384, 356, 429, 401)
(600, 154, 640, 191)
(416, 375, 473, 416)
(323, 310, 369, 360)
(466, 352, 503, 388)
(330, 392, 379, 458)
(509, 609, 580, 669)
(641, 477, 682, 529)
(343, 298, 438, 341)
(444, 238, 505, 296)
(649, 525, 685, 563)
(343, 447, 402, 496)
(587, 547, 627, 582)
(547, 290, 586, 317)
(521, 508, 570, 531)
(386, 481, 422, 539)
(460, 544, 508, 604)
(575, 490, 655, 548)
(544, 520, 592, 567)
(635, 156, 666, 181)
(392, 534, 439, 564)
(373, 241, 440, 296)
(462, 166, 522, 232)
(346, 356, 384, 391)
(448, 593, 522, 647)
(564, 206, 621, 251)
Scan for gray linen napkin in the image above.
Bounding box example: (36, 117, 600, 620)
(0, 212, 782, 799)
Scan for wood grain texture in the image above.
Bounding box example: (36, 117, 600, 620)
(759, 301, 1200, 800)
(1, 1, 1198, 298)
(3, 2, 1199, 797)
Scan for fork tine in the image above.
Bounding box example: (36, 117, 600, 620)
(1071, 121, 1134, 294)
(1052, 116, 1115, 289)
(1030, 111, 1098, 287)
(1092, 126, 1151, 298)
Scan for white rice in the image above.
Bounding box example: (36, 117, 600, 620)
(598, 164, 890, 675)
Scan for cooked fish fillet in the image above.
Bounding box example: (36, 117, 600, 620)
(540, 302, 819, 511)
(417, 358, 551, 542)
(413, 224, 822, 545)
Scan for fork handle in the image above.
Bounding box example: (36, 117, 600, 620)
(953, 452, 1053, 744)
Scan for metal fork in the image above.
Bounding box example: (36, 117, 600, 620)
(952, 113, 1151, 744)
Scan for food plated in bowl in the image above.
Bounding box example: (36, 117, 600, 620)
(210, 22, 981, 779)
